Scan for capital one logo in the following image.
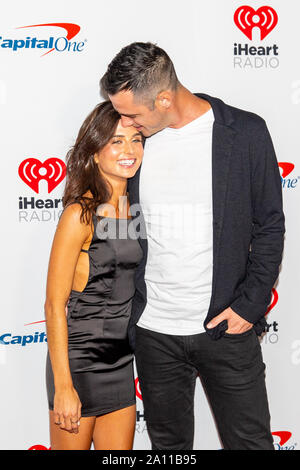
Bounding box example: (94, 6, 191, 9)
(278, 162, 294, 178)
(272, 431, 296, 450)
(234, 6, 278, 40)
(278, 162, 299, 189)
(0, 23, 86, 57)
(18, 158, 66, 194)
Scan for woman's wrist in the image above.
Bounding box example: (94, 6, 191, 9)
(54, 379, 74, 391)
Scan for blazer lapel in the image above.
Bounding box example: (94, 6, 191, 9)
(127, 166, 147, 254)
(195, 93, 237, 302)
(210, 122, 236, 298)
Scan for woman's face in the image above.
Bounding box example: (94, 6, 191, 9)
(94, 120, 143, 182)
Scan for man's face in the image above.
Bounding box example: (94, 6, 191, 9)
(109, 89, 169, 137)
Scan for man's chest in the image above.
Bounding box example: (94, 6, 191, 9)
(139, 133, 213, 205)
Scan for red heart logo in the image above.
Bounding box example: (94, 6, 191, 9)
(18, 158, 66, 194)
(265, 288, 278, 315)
(135, 377, 143, 401)
(234, 5, 278, 40)
(28, 444, 51, 450)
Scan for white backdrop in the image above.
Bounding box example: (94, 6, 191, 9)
(0, 0, 299, 450)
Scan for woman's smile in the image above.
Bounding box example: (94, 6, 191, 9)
(117, 158, 137, 168)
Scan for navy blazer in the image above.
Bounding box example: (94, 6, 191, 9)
(127, 93, 285, 349)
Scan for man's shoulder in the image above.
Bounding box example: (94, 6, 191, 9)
(225, 101, 267, 133)
(197, 93, 267, 136)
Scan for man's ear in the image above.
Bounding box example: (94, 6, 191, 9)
(155, 91, 172, 110)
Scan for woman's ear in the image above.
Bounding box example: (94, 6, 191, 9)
(94, 153, 99, 164)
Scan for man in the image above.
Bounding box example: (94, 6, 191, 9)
(100, 42, 285, 450)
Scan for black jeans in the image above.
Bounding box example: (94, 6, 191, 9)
(135, 325, 274, 450)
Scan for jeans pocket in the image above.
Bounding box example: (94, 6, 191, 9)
(224, 328, 254, 338)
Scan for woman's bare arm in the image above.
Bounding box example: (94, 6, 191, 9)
(44, 203, 91, 430)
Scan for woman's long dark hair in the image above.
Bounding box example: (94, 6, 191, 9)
(62, 101, 121, 224)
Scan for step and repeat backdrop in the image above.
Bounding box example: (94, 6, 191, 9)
(0, 0, 299, 450)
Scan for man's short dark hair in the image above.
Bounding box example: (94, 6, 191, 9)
(100, 42, 179, 107)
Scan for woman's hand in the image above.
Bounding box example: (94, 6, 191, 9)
(53, 386, 82, 433)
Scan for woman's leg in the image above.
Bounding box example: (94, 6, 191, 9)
(92, 404, 136, 450)
(49, 410, 95, 450)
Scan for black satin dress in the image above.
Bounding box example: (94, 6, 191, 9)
(46, 213, 143, 417)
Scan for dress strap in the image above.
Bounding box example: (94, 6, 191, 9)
(80, 213, 98, 253)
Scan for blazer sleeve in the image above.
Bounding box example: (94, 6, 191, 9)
(230, 120, 285, 324)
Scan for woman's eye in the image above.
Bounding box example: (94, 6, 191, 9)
(112, 140, 122, 144)
(133, 139, 142, 143)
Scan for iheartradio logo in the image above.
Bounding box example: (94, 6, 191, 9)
(234, 5, 278, 40)
(135, 377, 142, 401)
(18, 158, 66, 194)
(263, 288, 279, 344)
(266, 288, 278, 316)
(28, 444, 51, 450)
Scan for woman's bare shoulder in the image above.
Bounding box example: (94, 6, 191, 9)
(58, 202, 91, 237)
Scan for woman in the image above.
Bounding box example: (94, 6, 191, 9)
(44, 101, 144, 450)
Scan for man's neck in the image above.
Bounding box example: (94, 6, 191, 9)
(168, 86, 211, 129)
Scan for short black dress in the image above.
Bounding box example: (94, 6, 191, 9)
(46, 213, 143, 417)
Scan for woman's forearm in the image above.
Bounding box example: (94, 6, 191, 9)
(45, 301, 73, 390)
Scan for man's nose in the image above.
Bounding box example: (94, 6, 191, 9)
(121, 116, 134, 127)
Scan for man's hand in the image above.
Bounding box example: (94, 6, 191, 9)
(206, 307, 253, 334)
